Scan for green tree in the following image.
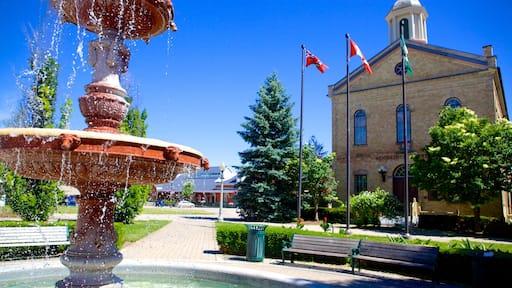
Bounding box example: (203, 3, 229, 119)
(114, 95, 151, 224)
(58, 95, 73, 129)
(114, 185, 150, 224)
(119, 96, 148, 137)
(285, 144, 338, 221)
(1, 54, 64, 222)
(181, 181, 194, 201)
(235, 72, 298, 222)
(410, 107, 512, 232)
(29, 55, 59, 128)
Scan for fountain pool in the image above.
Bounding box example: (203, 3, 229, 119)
(0, 261, 325, 288)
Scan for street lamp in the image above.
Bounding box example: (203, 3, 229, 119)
(218, 162, 226, 222)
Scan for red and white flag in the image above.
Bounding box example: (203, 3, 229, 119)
(350, 39, 373, 75)
(306, 50, 328, 73)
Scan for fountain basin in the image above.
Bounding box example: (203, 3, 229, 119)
(51, 0, 177, 41)
(0, 128, 207, 187)
(0, 260, 326, 288)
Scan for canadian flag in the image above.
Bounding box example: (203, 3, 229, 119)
(350, 39, 373, 75)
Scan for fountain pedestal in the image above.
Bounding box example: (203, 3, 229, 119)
(57, 185, 123, 287)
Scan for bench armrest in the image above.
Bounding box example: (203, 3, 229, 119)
(352, 239, 362, 256)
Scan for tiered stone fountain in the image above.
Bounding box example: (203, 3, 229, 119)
(0, 0, 208, 287)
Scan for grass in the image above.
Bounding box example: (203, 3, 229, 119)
(0, 206, 17, 218)
(53, 205, 215, 215)
(56, 205, 78, 214)
(115, 220, 170, 248)
(142, 207, 213, 215)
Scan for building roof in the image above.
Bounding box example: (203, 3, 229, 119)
(391, 0, 422, 10)
(155, 166, 238, 193)
(329, 39, 492, 94)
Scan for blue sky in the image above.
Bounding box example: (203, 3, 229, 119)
(0, 0, 510, 168)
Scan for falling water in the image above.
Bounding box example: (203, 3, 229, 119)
(0, 1, 208, 286)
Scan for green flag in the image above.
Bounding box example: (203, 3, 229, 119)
(400, 35, 413, 76)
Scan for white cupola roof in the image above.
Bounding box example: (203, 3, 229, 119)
(392, 0, 422, 10)
(386, 0, 428, 44)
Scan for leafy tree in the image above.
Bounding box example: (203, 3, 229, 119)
(235, 72, 298, 222)
(410, 107, 512, 232)
(29, 55, 59, 128)
(114, 94, 151, 223)
(1, 54, 65, 222)
(1, 172, 61, 222)
(58, 95, 73, 129)
(181, 182, 194, 201)
(285, 144, 338, 221)
(114, 185, 150, 224)
(119, 96, 148, 137)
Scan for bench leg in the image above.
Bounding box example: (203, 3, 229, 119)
(290, 253, 294, 263)
(351, 258, 360, 273)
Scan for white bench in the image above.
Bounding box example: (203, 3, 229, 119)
(0, 226, 70, 248)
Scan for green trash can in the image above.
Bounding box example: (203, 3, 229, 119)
(245, 224, 267, 262)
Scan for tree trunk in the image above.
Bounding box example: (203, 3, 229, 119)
(473, 206, 482, 233)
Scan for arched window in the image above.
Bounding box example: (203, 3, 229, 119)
(444, 97, 462, 108)
(400, 18, 410, 39)
(396, 104, 411, 143)
(354, 110, 367, 145)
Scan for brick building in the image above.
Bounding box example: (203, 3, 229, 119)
(328, 0, 510, 220)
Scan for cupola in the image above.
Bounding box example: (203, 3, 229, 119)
(385, 0, 428, 44)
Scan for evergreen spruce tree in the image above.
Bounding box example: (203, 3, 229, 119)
(236, 73, 298, 222)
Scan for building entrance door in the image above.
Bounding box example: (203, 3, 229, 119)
(392, 165, 418, 204)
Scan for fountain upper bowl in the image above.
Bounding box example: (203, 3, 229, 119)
(0, 128, 205, 187)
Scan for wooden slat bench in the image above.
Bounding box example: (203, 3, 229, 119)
(351, 239, 439, 280)
(282, 234, 360, 264)
(0, 226, 70, 248)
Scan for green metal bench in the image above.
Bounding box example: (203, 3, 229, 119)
(282, 234, 360, 264)
(351, 239, 439, 281)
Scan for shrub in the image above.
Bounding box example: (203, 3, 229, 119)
(350, 187, 403, 227)
(2, 171, 63, 222)
(114, 185, 150, 224)
(302, 206, 346, 223)
(216, 222, 248, 255)
(216, 222, 354, 260)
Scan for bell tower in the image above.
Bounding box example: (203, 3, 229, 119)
(385, 0, 428, 44)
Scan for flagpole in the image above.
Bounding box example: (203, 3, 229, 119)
(400, 20, 410, 238)
(298, 44, 306, 220)
(345, 34, 351, 235)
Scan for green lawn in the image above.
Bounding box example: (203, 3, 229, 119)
(115, 220, 170, 248)
(141, 207, 213, 215)
(53, 205, 214, 215)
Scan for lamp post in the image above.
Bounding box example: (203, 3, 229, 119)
(218, 162, 226, 222)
